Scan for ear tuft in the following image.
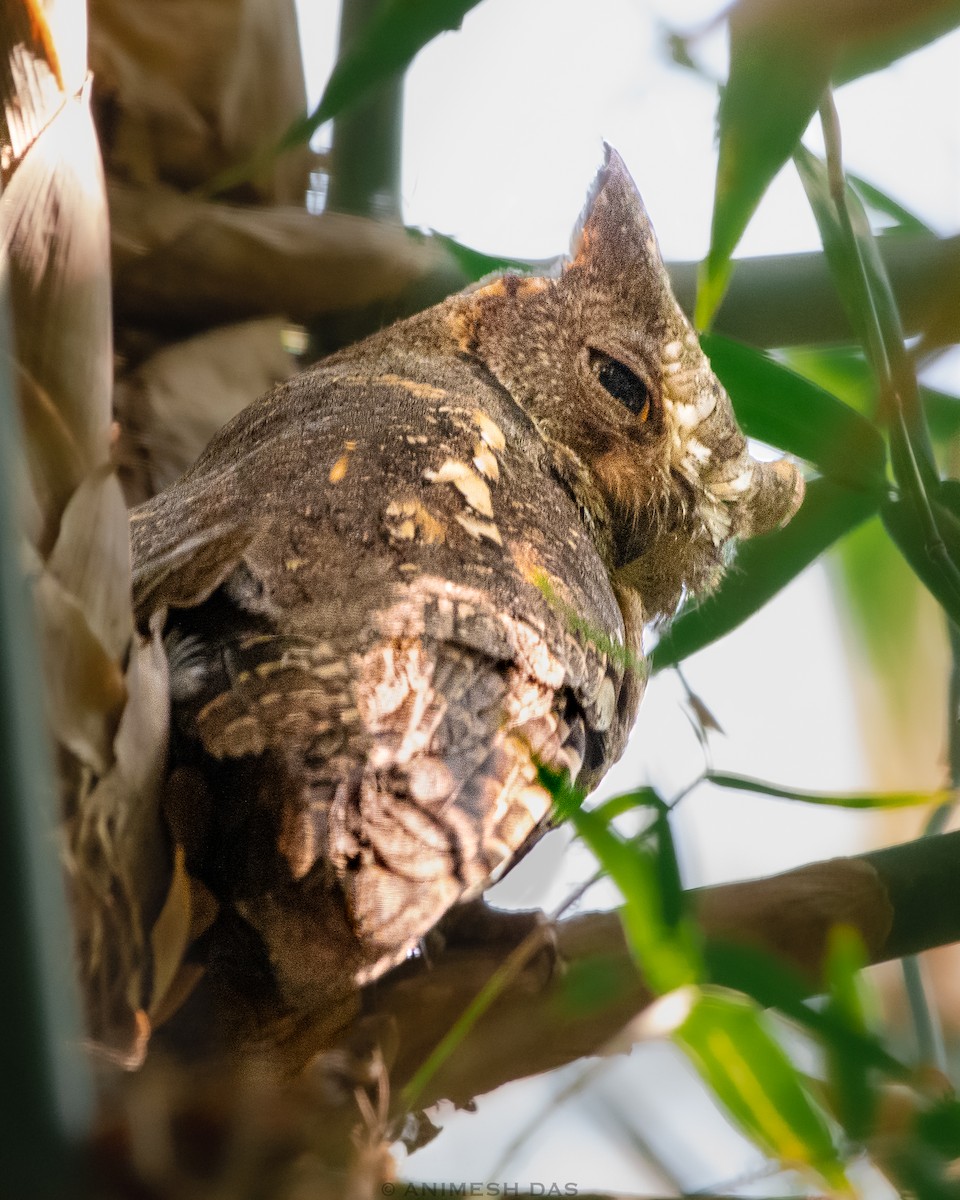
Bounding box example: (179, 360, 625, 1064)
(568, 146, 663, 280)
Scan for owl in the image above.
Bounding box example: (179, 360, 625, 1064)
(131, 147, 803, 1020)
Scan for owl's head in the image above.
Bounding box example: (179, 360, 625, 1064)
(450, 146, 803, 618)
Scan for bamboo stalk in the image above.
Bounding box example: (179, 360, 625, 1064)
(325, 0, 404, 220)
(108, 179, 960, 351)
(0, 281, 92, 1198)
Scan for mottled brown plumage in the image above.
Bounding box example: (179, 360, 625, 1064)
(131, 148, 803, 1018)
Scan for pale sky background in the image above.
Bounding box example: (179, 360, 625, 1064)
(296, 2, 958, 1193)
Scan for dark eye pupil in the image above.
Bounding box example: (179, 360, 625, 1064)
(591, 352, 650, 417)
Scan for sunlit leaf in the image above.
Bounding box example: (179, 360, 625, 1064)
(653, 478, 881, 670)
(823, 925, 876, 1141)
(702, 333, 886, 488)
(16, 368, 86, 556)
(45, 466, 132, 660)
(147, 844, 193, 1020)
(675, 990, 847, 1188)
(2, 82, 113, 471)
(705, 769, 953, 809)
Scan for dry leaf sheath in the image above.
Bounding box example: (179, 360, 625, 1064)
(130, 148, 803, 1039)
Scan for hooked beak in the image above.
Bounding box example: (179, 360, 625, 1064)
(743, 456, 806, 536)
(705, 445, 804, 540)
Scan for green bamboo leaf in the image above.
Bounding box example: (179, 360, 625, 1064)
(795, 142, 938, 491)
(539, 768, 701, 994)
(577, 822, 700, 994)
(534, 571, 644, 675)
(430, 233, 548, 283)
(924, 388, 960, 443)
(704, 942, 904, 1077)
(794, 145, 897, 379)
(207, 0, 486, 195)
(675, 990, 847, 1189)
(556, 955, 629, 1016)
(701, 333, 886, 488)
(834, 1, 960, 84)
(653, 477, 880, 670)
(785, 347, 960, 445)
(783, 346, 875, 416)
(653, 806, 685, 931)
(283, 0, 484, 153)
(589, 787, 663, 825)
(939, 479, 960, 513)
(828, 516, 930, 730)
(705, 770, 953, 810)
(882, 487, 960, 624)
(917, 1099, 960, 1158)
(887, 1100, 960, 1200)
(698, 25, 829, 327)
(699, 1, 960, 326)
(887, 1139, 960, 1200)
(823, 925, 876, 1142)
(848, 174, 935, 236)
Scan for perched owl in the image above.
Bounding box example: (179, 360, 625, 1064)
(131, 148, 803, 1019)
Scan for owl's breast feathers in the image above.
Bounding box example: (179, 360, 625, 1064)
(130, 346, 644, 994)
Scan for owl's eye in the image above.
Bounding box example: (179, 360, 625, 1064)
(588, 350, 652, 421)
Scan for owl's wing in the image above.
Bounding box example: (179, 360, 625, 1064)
(176, 623, 590, 990)
(159, 597, 612, 996)
(132, 351, 642, 996)
(340, 628, 602, 982)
